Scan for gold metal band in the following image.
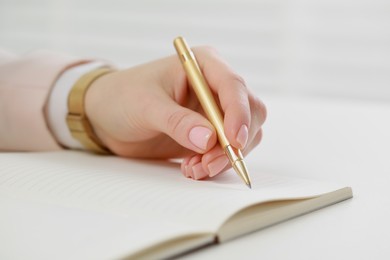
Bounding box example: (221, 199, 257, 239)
(66, 67, 114, 154)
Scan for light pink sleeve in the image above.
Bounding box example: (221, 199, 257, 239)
(0, 49, 89, 151)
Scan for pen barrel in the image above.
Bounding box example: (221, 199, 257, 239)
(174, 37, 229, 147)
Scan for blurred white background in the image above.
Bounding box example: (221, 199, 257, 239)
(1, 0, 389, 102)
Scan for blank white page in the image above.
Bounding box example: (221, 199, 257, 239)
(0, 151, 346, 232)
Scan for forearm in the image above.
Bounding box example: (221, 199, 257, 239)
(0, 50, 90, 151)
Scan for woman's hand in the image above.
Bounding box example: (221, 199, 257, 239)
(85, 47, 267, 180)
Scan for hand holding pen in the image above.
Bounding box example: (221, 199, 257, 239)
(84, 39, 267, 181)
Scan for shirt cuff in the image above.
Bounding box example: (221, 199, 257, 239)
(47, 61, 107, 149)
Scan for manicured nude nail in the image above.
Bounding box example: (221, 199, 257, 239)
(184, 164, 190, 178)
(186, 164, 195, 179)
(192, 163, 208, 180)
(208, 156, 229, 177)
(236, 124, 248, 149)
(189, 126, 212, 151)
(187, 156, 201, 179)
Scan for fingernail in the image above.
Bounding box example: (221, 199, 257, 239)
(192, 163, 208, 180)
(187, 155, 201, 179)
(236, 125, 248, 149)
(189, 126, 212, 151)
(208, 156, 229, 177)
(184, 165, 190, 178)
(186, 164, 194, 179)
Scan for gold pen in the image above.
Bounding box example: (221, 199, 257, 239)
(173, 36, 252, 189)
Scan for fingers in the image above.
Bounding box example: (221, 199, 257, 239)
(193, 47, 251, 149)
(182, 145, 228, 180)
(148, 95, 218, 154)
(182, 129, 263, 180)
(181, 89, 266, 180)
(181, 155, 204, 179)
(182, 128, 263, 180)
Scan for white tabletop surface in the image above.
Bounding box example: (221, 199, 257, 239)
(182, 94, 390, 260)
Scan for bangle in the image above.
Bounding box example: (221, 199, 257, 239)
(66, 67, 114, 154)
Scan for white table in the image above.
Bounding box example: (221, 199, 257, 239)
(183, 94, 390, 260)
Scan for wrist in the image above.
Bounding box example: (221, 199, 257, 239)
(84, 69, 117, 150)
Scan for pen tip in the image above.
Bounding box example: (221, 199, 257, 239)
(232, 159, 252, 189)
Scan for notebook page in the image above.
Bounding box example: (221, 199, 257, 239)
(0, 151, 345, 232)
(0, 194, 211, 260)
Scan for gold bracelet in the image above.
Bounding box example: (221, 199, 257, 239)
(66, 67, 114, 154)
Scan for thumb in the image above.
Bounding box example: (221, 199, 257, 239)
(149, 98, 217, 154)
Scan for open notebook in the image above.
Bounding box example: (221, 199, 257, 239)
(0, 151, 352, 259)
